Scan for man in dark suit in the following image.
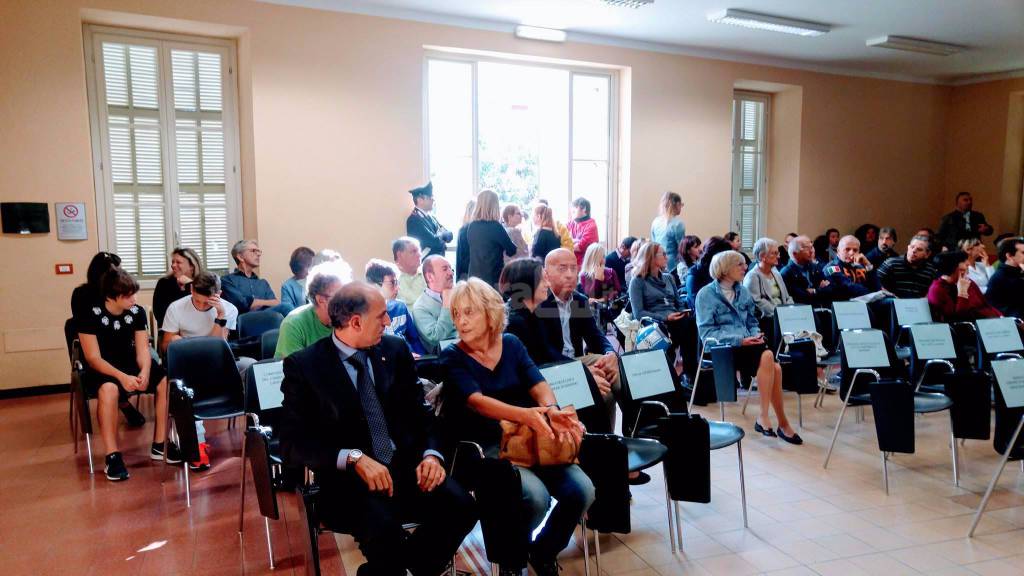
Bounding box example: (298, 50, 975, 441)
(405, 182, 453, 258)
(280, 282, 476, 576)
(780, 235, 834, 306)
(937, 191, 993, 252)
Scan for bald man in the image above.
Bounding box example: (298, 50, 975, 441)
(820, 235, 880, 301)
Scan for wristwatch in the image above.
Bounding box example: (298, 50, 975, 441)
(347, 449, 364, 467)
(214, 317, 227, 327)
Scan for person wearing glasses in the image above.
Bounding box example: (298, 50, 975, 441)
(220, 239, 283, 314)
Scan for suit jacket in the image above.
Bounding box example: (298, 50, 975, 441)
(406, 208, 451, 258)
(279, 334, 440, 484)
(780, 260, 833, 306)
(937, 209, 990, 251)
(536, 291, 613, 358)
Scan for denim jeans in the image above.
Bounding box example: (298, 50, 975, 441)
(517, 463, 595, 562)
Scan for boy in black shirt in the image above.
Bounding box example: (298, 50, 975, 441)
(78, 268, 179, 481)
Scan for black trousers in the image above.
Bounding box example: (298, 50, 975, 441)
(665, 316, 699, 381)
(321, 460, 478, 576)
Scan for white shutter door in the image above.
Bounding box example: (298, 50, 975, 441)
(731, 94, 766, 251)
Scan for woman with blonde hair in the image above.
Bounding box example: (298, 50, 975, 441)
(153, 247, 204, 328)
(530, 203, 562, 261)
(441, 278, 594, 576)
(650, 191, 686, 271)
(579, 243, 621, 305)
(695, 251, 801, 444)
(456, 190, 517, 287)
(959, 237, 993, 292)
(501, 204, 529, 261)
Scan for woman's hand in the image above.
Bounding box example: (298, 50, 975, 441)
(176, 275, 192, 287)
(956, 276, 971, 298)
(522, 407, 555, 440)
(741, 335, 765, 346)
(548, 408, 584, 445)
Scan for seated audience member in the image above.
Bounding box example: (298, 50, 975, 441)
(777, 232, 796, 268)
(696, 251, 801, 444)
(221, 239, 283, 314)
(365, 259, 426, 355)
(743, 238, 793, 318)
(684, 236, 732, 310)
(866, 227, 900, 268)
(275, 260, 351, 358)
(71, 251, 145, 427)
(579, 243, 621, 306)
(820, 235, 880, 300)
(153, 248, 203, 328)
(916, 227, 941, 255)
(455, 199, 476, 281)
(412, 255, 458, 354)
(393, 237, 426, 306)
(992, 233, 1017, 266)
(937, 191, 993, 252)
(959, 237, 993, 292)
(676, 235, 702, 285)
(78, 268, 177, 481)
(877, 235, 937, 298)
(535, 198, 575, 251)
(160, 271, 244, 472)
(824, 228, 840, 261)
(606, 235, 636, 287)
(463, 190, 518, 286)
(441, 279, 593, 576)
(568, 197, 599, 266)
(631, 242, 699, 382)
(501, 258, 564, 365)
(502, 204, 530, 261)
(280, 282, 477, 576)
(854, 224, 880, 251)
(281, 246, 315, 314)
(781, 235, 833, 306)
(312, 248, 342, 266)
(986, 236, 1024, 319)
(724, 231, 752, 265)
(623, 237, 647, 287)
(927, 251, 1001, 322)
(531, 204, 563, 261)
(812, 234, 831, 264)
(541, 249, 622, 427)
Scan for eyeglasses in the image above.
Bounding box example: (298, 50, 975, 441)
(246, 248, 263, 255)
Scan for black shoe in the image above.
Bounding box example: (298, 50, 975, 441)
(776, 428, 804, 445)
(120, 401, 145, 427)
(529, 559, 562, 576)
(151, 442, 183, 464)
(104, 452, 130, 482)
(754, 422, 777, 437)
(628, 471, 652, 485)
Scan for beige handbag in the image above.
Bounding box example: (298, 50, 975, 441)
(498, 406, 581, 467)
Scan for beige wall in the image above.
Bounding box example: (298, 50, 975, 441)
(0, 0, 991, 390)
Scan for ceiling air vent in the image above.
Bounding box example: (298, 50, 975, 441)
(600, 0, 654, 8)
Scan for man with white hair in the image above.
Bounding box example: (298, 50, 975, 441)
(220, 239, 282, 314)
(820, 235, 879, 301)
(780, 235, 833, 305)
(275, 260, 352, 358)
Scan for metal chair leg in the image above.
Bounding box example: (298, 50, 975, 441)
(823, 392, 855, 469)
(664, 471, 676, 554)
(673, 501, 683, 550)
(950, 419, 960, 488)
(184, 461, 191, 508)
(882, 452, 889, 495)
(239, 428, 249, 532)
(594, 527, 602, 575)
(84, 433, 95, 475)
(581, 522, 590, 576)
(741, 377, 755, 415)
(264, 517, 275, 569)
(797, 394, 803, 429)
(737, 440, 748, 528)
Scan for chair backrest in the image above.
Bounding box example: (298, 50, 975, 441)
(908, 323, 957, 361)
(167, 336, 244, 404)
(539, 359, 608, 434)
(893, 298, 933, 328)
(244, 358, 286, 419)
(260, 329, 280, 360)
(868, 380, 915, 455)
(833, 300, 872, 331)
(839, 329, 904, 395)
(578, 433, 630, 534)
(977, 317, 1024, 356)
(168, 379, 202, 462)
(620, 349, 676, 402)
(775, 304, 817, 339)
(237, 310, 284, 341)
(779, 339, 820, 394)
(63, 317, 77, 363)
(659, 413, 711, 503)
(245, 426, 280, 520)
(992, 359, 1024, 409)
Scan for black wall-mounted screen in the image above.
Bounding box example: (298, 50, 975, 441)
(1, 203, 50, 234)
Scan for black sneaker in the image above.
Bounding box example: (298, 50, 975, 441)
(151, 442, 183, 465)
(104, 452, 130, 481)
(120, 401, 145, 427)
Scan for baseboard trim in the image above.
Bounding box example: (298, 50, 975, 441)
(0, 383, 70, 400)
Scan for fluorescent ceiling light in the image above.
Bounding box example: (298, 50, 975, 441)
(866, 35, 965, 56)
(515, 25, 567, 42)
(600, 0, 654, 8)
(707, 9, 830, 37)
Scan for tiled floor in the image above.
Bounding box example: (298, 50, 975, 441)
(4, 389, 1024, 575)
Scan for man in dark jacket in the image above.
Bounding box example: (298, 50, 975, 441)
(865, 227, 900, 268)
(937, 192, 993, 252)
(280, 282, 476, 576)
(987, 237, 1024, 319)
(820, 236, 879, 301)
(780, 235, 833, 306)
(405, 182, 453, 258)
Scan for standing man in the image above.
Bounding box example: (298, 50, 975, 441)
(280, 282, 477, 576)
(220, 239, 283, 314)
(393, 237, 426, 306)
(406, 182, 453, 259)
(937, 192, 993, 252)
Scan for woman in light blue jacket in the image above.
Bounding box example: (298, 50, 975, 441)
(695, 250, 802, 445)
(650, 191, 686, 272)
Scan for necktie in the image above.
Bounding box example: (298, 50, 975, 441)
(346, 351, 394, 465)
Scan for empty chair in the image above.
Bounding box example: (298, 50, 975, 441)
(259, 328, 280, 361)
(237, 310, 284, 341)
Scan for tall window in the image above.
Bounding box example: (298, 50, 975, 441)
(426, 56, 615, 242)
(85, 26, 240, 279)
(731, 92, 769, 251)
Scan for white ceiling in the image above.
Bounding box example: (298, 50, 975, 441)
(259, 0, 1024, 84)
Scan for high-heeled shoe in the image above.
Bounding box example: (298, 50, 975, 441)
(776, 428, 804, 445)
(754, 422, 776, 437)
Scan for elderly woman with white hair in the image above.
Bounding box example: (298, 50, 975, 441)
(743, 237, 793, 319)
(695, 250, 802, 445)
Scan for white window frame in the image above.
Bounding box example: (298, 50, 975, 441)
(83, 24, 242, 286)
(422, 51, 619, 246)
(731, 91, 770, 251)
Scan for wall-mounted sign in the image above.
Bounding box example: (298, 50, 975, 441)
(56, 203, 87, 240)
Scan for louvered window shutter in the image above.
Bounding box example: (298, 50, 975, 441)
(731, 93, 768, 251)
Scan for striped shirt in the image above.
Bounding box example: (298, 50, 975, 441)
(877, 257, 937, 298)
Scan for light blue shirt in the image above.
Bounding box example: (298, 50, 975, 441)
(651, 216, 686, 271)
(331, 333, 443, 470)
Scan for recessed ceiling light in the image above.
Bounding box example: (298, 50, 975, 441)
(600, 0, 654, 8)
(866, 35, 965, 56)
(515, 25, 567, 43)
(707, 8, 831, 37)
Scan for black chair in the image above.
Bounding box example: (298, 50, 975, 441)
(65, 318, 96, 474)
(238, 359, 286, 567)
(237, 310, 284, 341)
(166, 336, 247, 506)
(868, 379, 915, 494)
(260, 328, 280, 361)
(778, 338, 821, 428)
(976, 317, 1024, 370)
(687, 337, 738, 416)
(822, 329, 958, 486)
(578, 434, 630, 576)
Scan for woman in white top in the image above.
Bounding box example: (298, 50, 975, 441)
(959, 237, 993, 293)
(743, 237, 793, 319)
